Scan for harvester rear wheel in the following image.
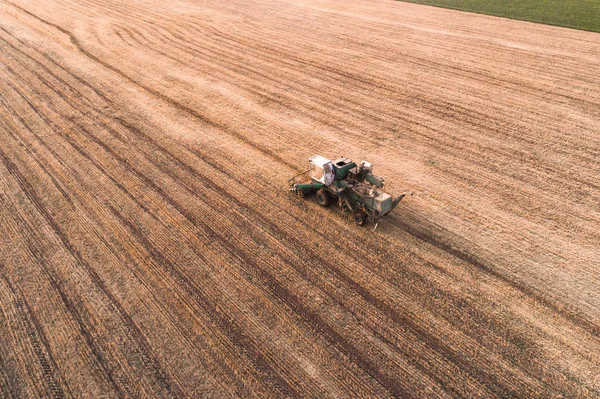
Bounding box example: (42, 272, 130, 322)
(354, 212, 367, 226)
(316, 189, 331, 207)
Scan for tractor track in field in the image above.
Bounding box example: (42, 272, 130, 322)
(0, 65, 193, 397)
(0, 274, 67, 399)
(388, 216, 600, 338)
(105, 205, 307, 399)
(1, 103, 257, 397)
(0, 147, 181, 399)
(1, 0, 599, 397)
(0, 150, 129, 399)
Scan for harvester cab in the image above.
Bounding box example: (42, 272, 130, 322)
(288, 155, 406, 228)
(308, 155, 335, 186)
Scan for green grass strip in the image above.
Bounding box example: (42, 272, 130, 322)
(398, 0, 600, 33)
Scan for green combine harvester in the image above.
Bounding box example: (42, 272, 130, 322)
(289, 155, 405, 228)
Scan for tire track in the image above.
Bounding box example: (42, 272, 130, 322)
(0, 274, 68, 399)
(388, 216, 600, 338)
(0, 147, 127, 399)
(0, 142, 181, 398)
(0, 98, 246, 398)
(0, 354, 16, 399)
(105, 204, 306, 399)
(1, 53, 306, 398)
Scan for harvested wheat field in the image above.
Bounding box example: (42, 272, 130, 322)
(1, 0, 599, 397)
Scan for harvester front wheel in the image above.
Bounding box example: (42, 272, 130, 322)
(316, 189, 331, 207)
(354, 213, 367, 226)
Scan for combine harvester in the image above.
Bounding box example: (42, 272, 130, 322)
(289, 155, 405, 229)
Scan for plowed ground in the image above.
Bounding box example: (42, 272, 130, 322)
(1, 0, 599, 397)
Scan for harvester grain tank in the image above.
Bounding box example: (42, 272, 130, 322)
(288, 155, 405, 228)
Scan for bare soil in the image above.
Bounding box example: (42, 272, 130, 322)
(1, 0, 599, 397)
